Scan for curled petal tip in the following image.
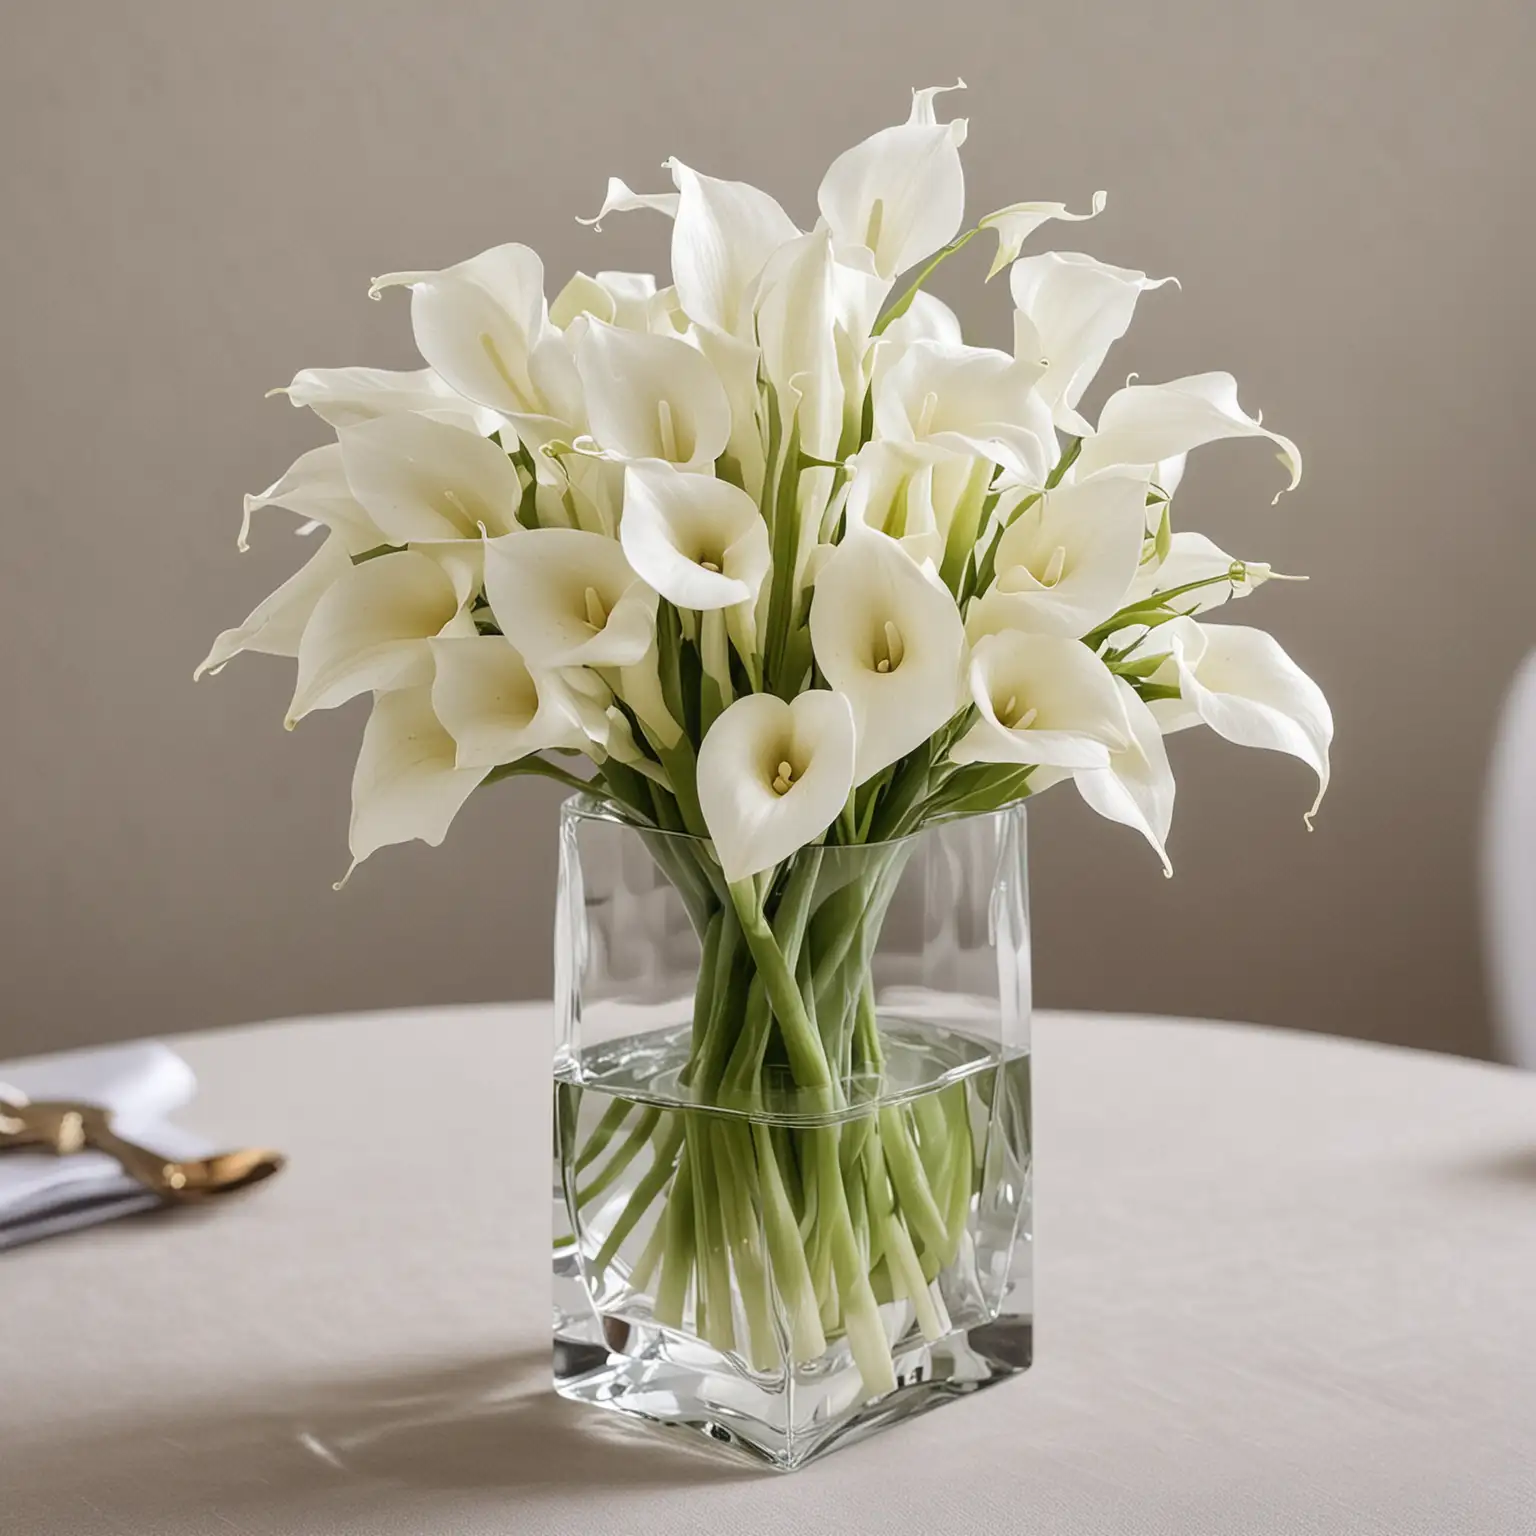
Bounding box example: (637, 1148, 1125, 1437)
(332, 860, 359, 893)
(263, 386, 290, 401)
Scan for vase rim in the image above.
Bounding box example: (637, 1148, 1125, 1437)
(558, 790, 1027, 852)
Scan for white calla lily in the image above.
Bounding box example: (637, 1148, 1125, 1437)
(483, 527, 657, 669)
(619, 459, 768, 611)
(951, 631, 1130, 769)
(697, 691, 856, 883)
(841, 441, 948, 564)
(577, 178, 681, 229)
(1127, 530, 1280, 612)
(874, 338, 1052, 487)
(1009, 252, 1174, 435)
(810, 531, 966, 782)
(287, 549, 471, 726)
(968, 470, 1150, 638)
(337, 414, 524, 542)
(818, 84, 968, 280)
(370, 244, 581, 429)
(574, 319, 732, 469)
(238, 443, 387, 555)
(1151, 618, 1332, 820)
(429, 635, 597, 768)
(666, 159, 799, 339)
(756, 228, 846, 460)
(1072, 678, 1176, 874)
(196, 534, 354, 679)
(347, 686, 490, 870)
(1076, 372, 1302, 501)
(277, 365, 500, 435)
(979, 191, 1108, 281)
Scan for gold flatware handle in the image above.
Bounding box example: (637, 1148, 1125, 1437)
(0, 1096, 286, 1203)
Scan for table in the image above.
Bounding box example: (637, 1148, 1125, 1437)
(3, 1005, 1534, 1535)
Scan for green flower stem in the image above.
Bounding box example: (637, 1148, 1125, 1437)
(573, 1098, 633, 1177)
(752, 1120, 827, 1362)
(576, 1106, 660, 1208)
(689, 1120, 736, 1352)
(729, 879, 838, 1106)
(878, 1103, 953, 1259)
(652, 1138, 696, 1329)
(592, 1117, 683, 1274)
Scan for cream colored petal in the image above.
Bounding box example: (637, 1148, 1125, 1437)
(1076, 372, 1302, 501)
(1073, 679, 1175, 873)
(279, 365, 501, 435)
(979, 191, 1107, 280)
(239, 443, 387, 556)
(1009, 251, 1173, 432)
(482, 527, 657, 669)
(665, 159, 799, 337)
(817, 87, 968, 279)
(977, 470, 1150, 637)
(575, 177, 680, 229)
(697, 690, 856, 883)
(347, 686, 490, 867)
(429, 635, 591, 768)
(196, 533, 353, 678)
(1126, 530, 1277, 611)
(338, 415, 524, 543)
(810, 530, 965, 782)
(287, 550, 461, 725)
(370, 244, 550, 418)
(951, 631, 1129, 768)
(619, 460, 768, 611)
(756, 228, 846, 460)
(574, 319, 732, 469)
(1165, 620, 1332, 820)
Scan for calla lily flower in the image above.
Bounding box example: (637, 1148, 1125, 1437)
(697, 691, 856, 883)
(371, 243, 582, 431)
(968, 471, 1151, 638)
(347, 686, 490, 870)
(574, 319, 732, 469)
(277, 365, 500, 435)
(810, 531, 966, 782)
(1126, 530, 1279, 612)
(979, 191, 1108, 281)
(1076, 372, 1302, 501)
(841, 441, 947, 565)
(237, 443, 387, 555)
(1009, 252, 1174, 435)
(667, 159, 799, 339)
(577, 178, 681, 229)
(818, 84, 968, 280)
(429, 635, 598, 768)
(1072, 679, 1176, 874)
(619, 459, 769, 612)
(482, 527, 658, 669)
(1150, 618, 1332, 820)
(551, 270, 671, 334)
(874, 338, 1052, 487)
(951, 631, 1130, 769)
(756, 228, 847, 460)
(338, 414, 524, 543)
(196, 535, 354, 679)
(287, 549, 473, 726)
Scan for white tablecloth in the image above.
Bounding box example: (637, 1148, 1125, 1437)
(3, 1005, 1534, 1535)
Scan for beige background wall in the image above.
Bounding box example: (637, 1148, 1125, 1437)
(1, 1, 1531, 1062)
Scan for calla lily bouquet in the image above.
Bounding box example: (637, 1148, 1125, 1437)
(202, 83, 1331, 1398)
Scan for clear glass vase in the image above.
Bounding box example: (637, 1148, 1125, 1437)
(551, 794, 1032, 1469)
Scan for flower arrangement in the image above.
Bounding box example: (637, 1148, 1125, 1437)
(201, 83, 1331, 1408)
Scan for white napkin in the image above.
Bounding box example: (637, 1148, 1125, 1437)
(0, 1042, 214, 1250)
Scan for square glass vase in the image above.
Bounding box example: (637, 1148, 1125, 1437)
(552, 794, 1032, 1470)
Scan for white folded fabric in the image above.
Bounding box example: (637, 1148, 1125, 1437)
(0, 1042, 213, 1251)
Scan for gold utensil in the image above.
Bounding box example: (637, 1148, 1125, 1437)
(0, 1091, 285, 1203)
